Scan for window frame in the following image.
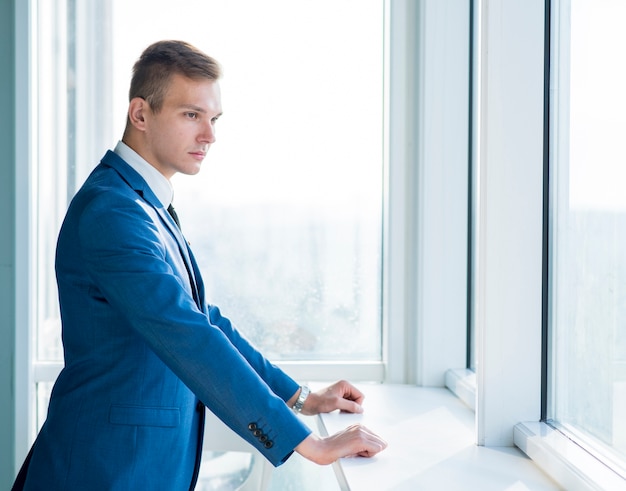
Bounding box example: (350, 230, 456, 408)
(14, 0, 35, 475)
(385, 0, 471, 388)
(411, 0, 470, 387)
(15, 0, 626, 486)
(472, 0, 546, 447)
(31, 1, 390, 382)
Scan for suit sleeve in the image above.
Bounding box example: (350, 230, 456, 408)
(205, 304, 301, 403)
(76, 191, 311, 466)
(185, 242, 302, 403)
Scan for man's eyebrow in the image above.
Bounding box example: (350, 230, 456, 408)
(179, 104, 207, 113)
(179, 104, 222, 118)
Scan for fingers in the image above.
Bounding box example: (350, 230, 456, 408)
(312, 380, 365, 414)
(334, 380, 365, 406)
(336, 396, 364, 414)
(296, 424, 387, 465)
(329, 424, 388, 462)
(301, 381, 367, 415)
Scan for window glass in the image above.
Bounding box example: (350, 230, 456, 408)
(35, 0, 67, 363)
(34, 0, 113, 365)
(550, 0, 626, 470)
(111, 0, 385, 361)
(35, 0, 385, 377)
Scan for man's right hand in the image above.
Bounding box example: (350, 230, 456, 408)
(295, 424, 387, 465)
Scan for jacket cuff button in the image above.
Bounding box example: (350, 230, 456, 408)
(264, 440, 274, 449)
(248, 423, 257, 431)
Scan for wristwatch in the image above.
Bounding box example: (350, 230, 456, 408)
(292, 385, 310, 413)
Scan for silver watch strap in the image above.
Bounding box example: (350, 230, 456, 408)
(292, 385, 310, 413)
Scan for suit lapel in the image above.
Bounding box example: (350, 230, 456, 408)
(101, 151, 203, 309)
(156, 207, 202, 308)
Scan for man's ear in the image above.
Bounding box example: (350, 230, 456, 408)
(128, 97, 149, 130)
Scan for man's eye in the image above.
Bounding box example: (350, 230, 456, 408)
(186, 112, 198, 119)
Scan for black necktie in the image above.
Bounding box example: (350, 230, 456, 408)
(166, 203, 200, 306)
(167, 204, 181, 229)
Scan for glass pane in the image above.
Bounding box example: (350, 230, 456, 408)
(35, 0, 69, 362)
(36, 0, 384, 366)
(34, 0, 114, 362)
(110, 0, 385, 361)
(551, 0, 626, 468)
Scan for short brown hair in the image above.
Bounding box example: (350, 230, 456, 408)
(129, 40, 221, 113)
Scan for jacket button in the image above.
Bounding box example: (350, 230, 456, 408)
(248, 423, 257, 431)
(259, 434, 268, 443)
(253, 429, 263, 437)
(264, 440, 274, 449)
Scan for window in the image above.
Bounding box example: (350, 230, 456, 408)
(31, 0, 114, 432)
(111, 1, 387, 363)
(549, 0, 626, 475)
(30, 0, 386, 435)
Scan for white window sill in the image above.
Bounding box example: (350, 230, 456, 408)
(445, 368, 476, 411)
(514, 422, 626, 491)
(445, 369, 626, 490)
(317, 383, 559, 491)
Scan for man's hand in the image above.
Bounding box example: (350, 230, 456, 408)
(295, 380, 365, 416)
(295, 424, 387, 465)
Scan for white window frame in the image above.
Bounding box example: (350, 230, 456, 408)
(474, 0, 545, 447)
(14, 0, 35, 475)
(382, 0, 471, 388)
(413, 0, 470, 387)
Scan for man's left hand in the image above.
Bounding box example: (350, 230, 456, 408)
(300, 380, 364, 415)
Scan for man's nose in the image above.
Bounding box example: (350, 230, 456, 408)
(199, 121, 216, 143)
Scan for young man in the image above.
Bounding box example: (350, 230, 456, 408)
(13, 40, 386, 490)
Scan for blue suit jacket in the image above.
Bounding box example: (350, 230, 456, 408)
(17, 151, 311, 490)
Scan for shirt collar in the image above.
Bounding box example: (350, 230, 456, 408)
(113, 140, 174, 208)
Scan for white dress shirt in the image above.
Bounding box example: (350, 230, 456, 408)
(113, 140, 174, 209)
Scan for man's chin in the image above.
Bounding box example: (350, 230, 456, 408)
(182, 164, 204, 176)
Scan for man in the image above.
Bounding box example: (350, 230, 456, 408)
(13, 40, 386, 490)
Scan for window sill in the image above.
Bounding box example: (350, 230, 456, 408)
(444, 368, 476, 411)
(318, 383, 559, 490)
(514, 422, 626, 491)
(446, 370, 626, 489)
